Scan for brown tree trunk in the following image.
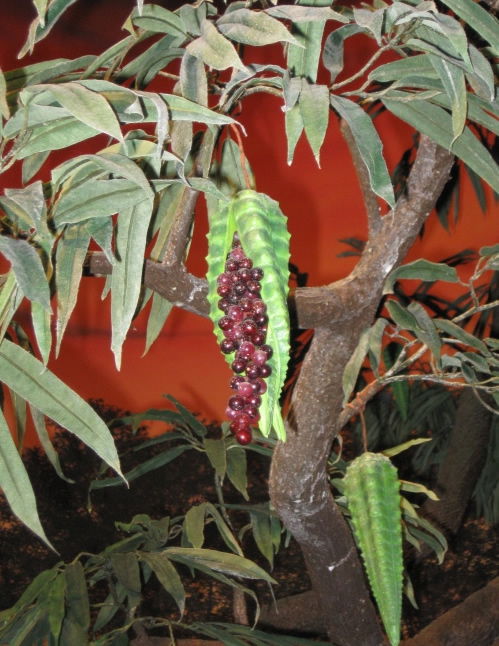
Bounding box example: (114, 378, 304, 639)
(422, 389, 492, 536)
(269, 137, 454, 645)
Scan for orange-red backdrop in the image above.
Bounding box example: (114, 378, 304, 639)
(2, 2, 497, 437)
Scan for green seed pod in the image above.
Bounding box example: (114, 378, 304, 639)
(343, 452, 403, 646)
(206, 190, 290, 440)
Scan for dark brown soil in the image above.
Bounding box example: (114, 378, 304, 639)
(0, 401, 497, 642)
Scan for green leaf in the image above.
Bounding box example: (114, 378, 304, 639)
(138, 552, 185, 616)
(226, 445, 248, 500)
(249, 511, 274, 568)
(164, 547, 276, 583)
(31, 301, 52, 365)
(30, 405, 74, 483)
(184, 504, 206, 548)
(330, 95, 394, 207)
(179, 52, 208, 106)
(284, 102, 304, 167)
(0, 339, 123, 479)
(299, 81, 329, 166)
(466, 44, 495, 102)
(0, 237, 51, 311)
(267, 5, 348, 23)
(55, 224, 91, 356)
(322, 24, 363, 84)
(0, 67, 10, 119)
(111, 199, 154, 369)
(438, 0, 499, 57)
(286, 0, 332, 83)
(407, 302, 442, 362)
(217, 8, 299, 46)
(18, 0, 78, 57)
(24, 82, 123, 142)
(204, 438, 227, 480)
(369, 53, 437, 83)
(367, 317, 388, 376)
(132, 4, 186, 37)
(5, 106, 99, 158)
(399, 478, 439, 501)
(480, 244, 499, 258)
(46, 573, 65, 642)
(342, 327, 370, 405)
(53, 178, 148, 226)
(205, 502, 243, 556)
(382, 437, 432, 458)
(143, 292, 173, 356)
(0, 407, 53, 548)
(187, 19, 246, 72)
(428, 55, 467, 141)
(384, 259, 459, 294)
(382, 95, 499, 194)
(386, 300, 420, 333)
(90, 444, 190, 490)
(62, 561, 90, 643)
(434, 318, 488, 354)
(110, 552, 142, 609)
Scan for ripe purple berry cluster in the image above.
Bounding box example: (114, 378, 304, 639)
(217, 235, 273, 445)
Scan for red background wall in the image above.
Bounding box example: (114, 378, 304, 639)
(1, 1, 497, 434)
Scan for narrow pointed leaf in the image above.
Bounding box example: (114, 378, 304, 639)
(31, 301, 52, 365)
(384, 259, 459, 294)
(30, 405, 74, 483)
(0, 237, 51, 311)
(18, 0, 78, 57)
(0, 339, 123, 478)
(299, 81, 329, 166)
(0, 407, 53, 547)
(322, 24, 363, 84)
(27, 82, 123, 142)
(164, 547, 276, 583)
(132, 4, 186, 37)
(55, 224, 91, 356)
(139, 552, 185, 616)
(438, 0, 499, 56)
(330, 95, 394, 207)
(46, 573, 66, 642)
(382, 95, 499, 194)
(111, 199, 153, 369)
(184, 504, 206, 548)
(286, 0, 331, 83)
(428, 55, 467, 141)
(143, 292, 173, 356)
(187, 20, 246, 72)
(204, 437, 227, 479)
(217, 9, 300, 46)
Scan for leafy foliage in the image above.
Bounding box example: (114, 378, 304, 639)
(0, 1, 497, 643)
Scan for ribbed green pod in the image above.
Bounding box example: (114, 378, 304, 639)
(343, 452, 403, 646)
(206, 190, 290, 440)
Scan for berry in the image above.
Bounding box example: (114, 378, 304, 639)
(247, 393, 261, 407)
(254, 313, 268, 327)
(252, 300, 266, 315)
(241, 318, 258, 337)
(225, 406, 239, 421)
(252, 332, 266, 346)
(253, 349, 268, 365)
(237, 381, 254, 398)
(218, 298, 230, 313)
(225, 258, 239, 272)
(220, 339, 235, 354)
(228, 395, 246, 411)
(260, 363, 272, 378)
(228, 306, 244, 322)
(230, 375, 244, 390)
(250, 267, 264, 281)
(261, 344, 273, 359)
(246, 363, 261, 380)
(218, 316, 233, 331)
(239, 257, 253, 269)
(245, 405, 260, 422)
(231, 358, 247, 374)
(235, 429, 252, 445)
(247, 280, 261, 294)
(238, 341, 255, 359)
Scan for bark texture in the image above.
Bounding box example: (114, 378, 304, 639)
(422, 389, 492, 535)
(269, 137, 454, 645)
